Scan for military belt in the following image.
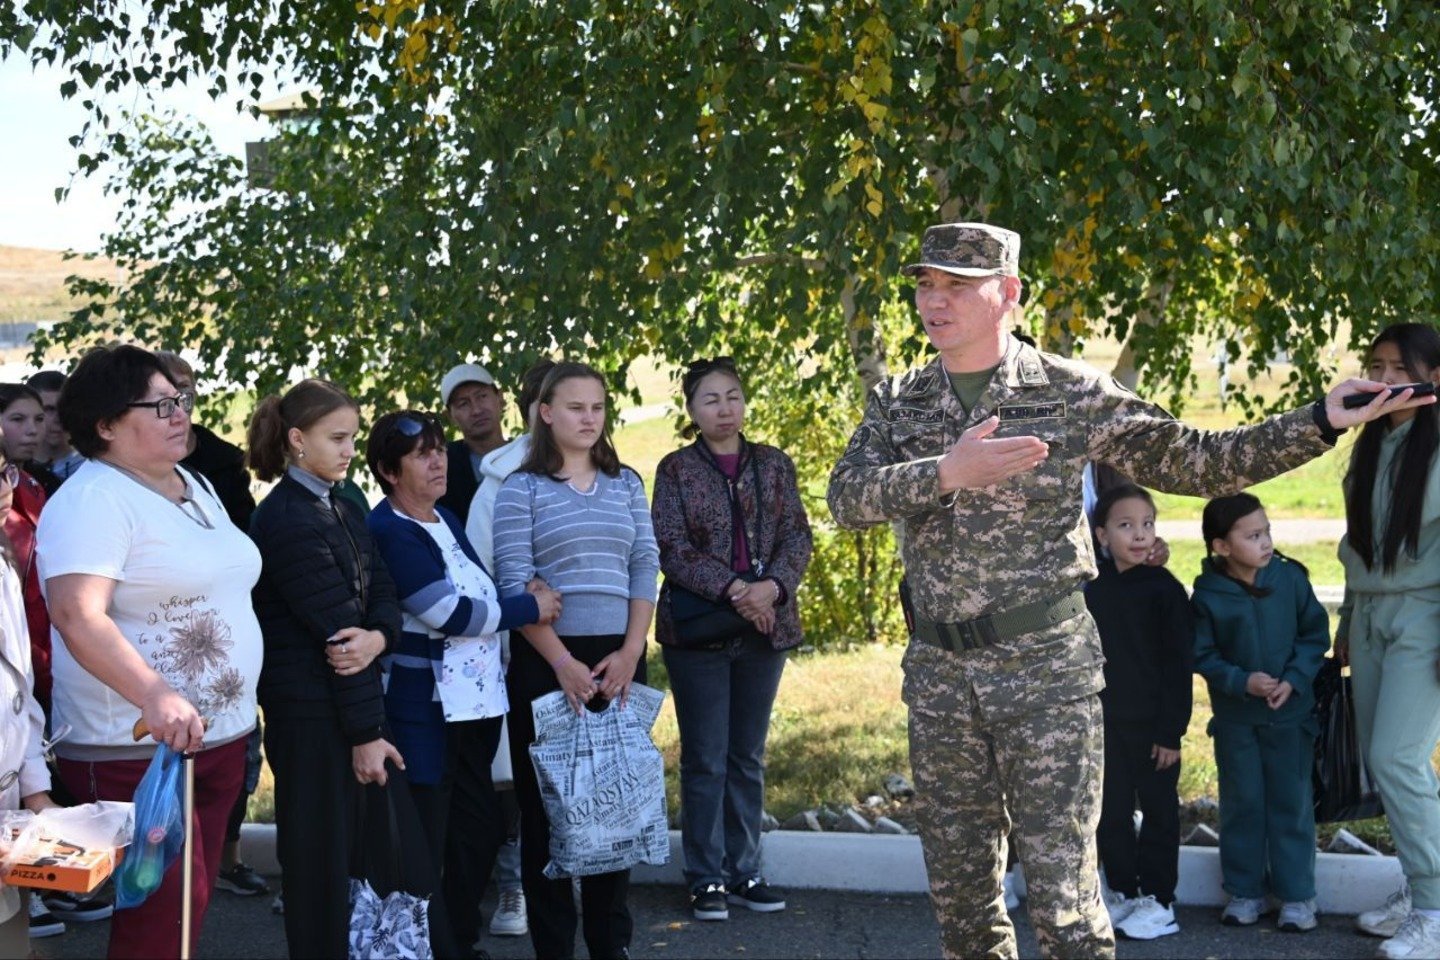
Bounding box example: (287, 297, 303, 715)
(913, 592, 1087, 652)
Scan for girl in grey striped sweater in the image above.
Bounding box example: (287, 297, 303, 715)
(492, 361, 659, 960)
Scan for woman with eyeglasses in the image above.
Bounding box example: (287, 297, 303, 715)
(365, 410, 562, 953)
(34, 344, 264, 958)
(0, 390, 53, 724)
(492, 361, 660, 960)
(651, 357, 812, 922)
(245, 379, 420, 959)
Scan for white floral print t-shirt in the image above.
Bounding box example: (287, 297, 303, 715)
(36, 459, 264, 759)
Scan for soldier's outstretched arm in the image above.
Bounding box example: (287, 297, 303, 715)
(1087, 375, 1432, 498)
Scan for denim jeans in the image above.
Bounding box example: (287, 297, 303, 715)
(663, 633, 787, 889)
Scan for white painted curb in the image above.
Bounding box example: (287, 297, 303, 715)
(239, 824, 1403, 916)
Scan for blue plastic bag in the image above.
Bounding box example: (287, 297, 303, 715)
(113, 744, 185, 909)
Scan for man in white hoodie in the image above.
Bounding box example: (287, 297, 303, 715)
(463, 357, 553, 940)
(466, 358, 555, 571)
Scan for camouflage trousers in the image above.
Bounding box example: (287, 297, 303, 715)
(909, 689, 1113, 960)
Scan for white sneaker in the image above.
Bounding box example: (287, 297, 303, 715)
(1278, 899, 1318, 932)
(490, 887, 528, 936)
(1104, 889, 1138, 925)
(1361, 887, 1414, 939)
(1377, 912, 1440, 960)
(1003, 871, 1020, 912)
(1221, 896, 1266, 926)
(1114, 895, 1179, 940)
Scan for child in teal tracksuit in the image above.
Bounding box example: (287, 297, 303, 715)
(1192, 492, 1329, 932)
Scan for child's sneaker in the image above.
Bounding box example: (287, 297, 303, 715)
(1221, 896, 1266, 926)
(1377, 912, 1440, 960)
(1114, 895, 1179, 940)
(1104, 889, 1138, 925)
(727, 877, 786, 913)
(690, 883, 728, 921)
(1277, 899, 1318, 932)
(1359, 886, 1413, 939)
(43, 887, 115, 921)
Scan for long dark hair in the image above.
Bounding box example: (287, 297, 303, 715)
(1345, 323, 1440, 572)
(518, 362, 622, 478)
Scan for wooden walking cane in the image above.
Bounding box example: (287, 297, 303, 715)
(133, 717, 207, 960)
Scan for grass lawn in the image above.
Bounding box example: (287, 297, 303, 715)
(1164, 539, 1343, 589)
(245, 643, 1423, 856)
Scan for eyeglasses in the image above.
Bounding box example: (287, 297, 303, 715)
(128, 392, 195, 419)
(0, 463, 17, 489)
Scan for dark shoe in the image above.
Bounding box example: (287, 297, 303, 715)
(690, 882, 729, 921)
(43, 887, 115, 922)
(29, 896, 66, 938)
(727, 877, 786, 913)
(216, 861, 270, 896)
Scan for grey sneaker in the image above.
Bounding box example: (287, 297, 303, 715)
(489, 887, 528, 936)
(1278, 899, 1318, 932)
(1360, 886, 1413, 939)
(1378, 912, 1440, 960)
(1221, 896, 1265, 926)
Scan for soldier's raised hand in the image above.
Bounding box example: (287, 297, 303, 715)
(937, 416, 1049, 494)
(1323, 378, 1437, 429)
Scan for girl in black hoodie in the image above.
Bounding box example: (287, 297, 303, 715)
(1084, 483, 1194, 941)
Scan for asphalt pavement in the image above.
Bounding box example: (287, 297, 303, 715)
(32, 880, 1388, 959)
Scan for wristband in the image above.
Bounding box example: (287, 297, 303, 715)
(549, 651, 573, 671)
(1310, 399, 1343, 446)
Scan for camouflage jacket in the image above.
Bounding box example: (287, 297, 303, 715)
(828, 335, 1332, 628)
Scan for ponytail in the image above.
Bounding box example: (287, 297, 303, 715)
(245, 379, 356, 482)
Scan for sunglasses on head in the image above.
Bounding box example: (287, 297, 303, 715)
(395, 415, 432, 437)
(686, 356, 737, 375)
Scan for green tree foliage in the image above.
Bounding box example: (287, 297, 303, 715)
(4, 1, 1437, 643)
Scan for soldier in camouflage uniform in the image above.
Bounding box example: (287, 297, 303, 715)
(826, 222, 1429, 960)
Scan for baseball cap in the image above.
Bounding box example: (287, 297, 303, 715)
(440, 363, 496, 406)
(901, 222, 1021, 278)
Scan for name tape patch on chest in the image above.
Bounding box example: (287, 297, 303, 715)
(996, 400, 1067, 422)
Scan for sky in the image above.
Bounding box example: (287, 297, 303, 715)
(0, 53, 276, 253)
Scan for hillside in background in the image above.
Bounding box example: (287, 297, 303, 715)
(0, 244, 121, 325)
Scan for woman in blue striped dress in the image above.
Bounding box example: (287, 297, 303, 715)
(493, 362, 661, 960)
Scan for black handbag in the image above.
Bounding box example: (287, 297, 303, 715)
(1313, 657, 1385, 823)
(665, 444, 767, 650)
(667, 575, 763, 650)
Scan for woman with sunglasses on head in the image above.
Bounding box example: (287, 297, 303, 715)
(365, 410, 561, 954)
(492, 361, 660, 960)
(34, 345, 264, 958)
(246, 379, 413, 959)
(651, 357, 812, 922)
(0, 389, 54, 724)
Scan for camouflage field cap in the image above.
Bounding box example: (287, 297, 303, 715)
(901, 222, 1021, 278)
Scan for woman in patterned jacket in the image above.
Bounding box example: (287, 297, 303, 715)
(651, 356, 813, 923)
